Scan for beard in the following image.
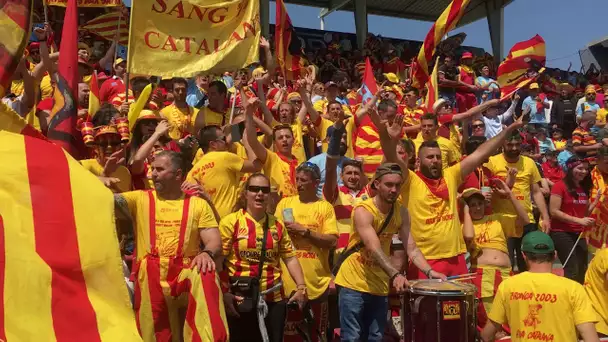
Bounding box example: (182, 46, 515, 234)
(420, 163, 441, 179)
(504, 150, 520, 159)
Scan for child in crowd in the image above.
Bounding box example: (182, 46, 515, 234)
(537, 128, 556, 154)
(551, 127, 567, 151)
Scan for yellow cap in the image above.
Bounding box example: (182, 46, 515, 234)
(529, 83, 539, 90)
(383, 73, 399, 83)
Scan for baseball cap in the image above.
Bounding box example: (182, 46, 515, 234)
(461, 188, 484, 202)
(371, 163, 402, 189)
(383, 73, 399, 83)
(529, 83, 539, 90)
(114, 58, 126, 67)
(461, 51, 473, 59)
(521, 231, 555, 254)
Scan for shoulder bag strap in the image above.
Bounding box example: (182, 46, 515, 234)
(256, 214, 271, 280)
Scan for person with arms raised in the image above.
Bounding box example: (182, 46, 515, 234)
(481, 231, 600, 342)
(376, 105, 525, 278)
(335, 160, 447, 341)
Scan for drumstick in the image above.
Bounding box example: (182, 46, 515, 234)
(447, 273, 476, 280)
(562, 232, 584, 269)
(453, 276, 476, 282)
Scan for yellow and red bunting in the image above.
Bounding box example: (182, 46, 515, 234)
(275, 0, 307, 80)
(411, 0, 472, 89)
(0, 131, 140, 341)
(0, 0, 33, 97)
(81, 11, 129, 46)
(497, 35, 546, 99)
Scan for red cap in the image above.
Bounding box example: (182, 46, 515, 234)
(461, 51, 473, 59)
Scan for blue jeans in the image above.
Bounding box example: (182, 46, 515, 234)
(338, 286, 388, 342)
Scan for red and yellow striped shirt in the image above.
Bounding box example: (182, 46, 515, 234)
(572, 126, 597, 162)
(354, 116, 384, 179)
(327, 185, 371, 257)
(219, 210, 295, 302)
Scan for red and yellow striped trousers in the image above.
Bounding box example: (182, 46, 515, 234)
(134, 255, 229, 342)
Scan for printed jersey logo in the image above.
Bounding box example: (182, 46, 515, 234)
(523, 304, 543, 330)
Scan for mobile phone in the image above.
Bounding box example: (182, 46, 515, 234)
(282, 208, 295, 223)
(230, 121, 246, 143)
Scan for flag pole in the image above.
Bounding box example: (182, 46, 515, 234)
(113, 12, 122, 65)
(43, 0, 49, 24)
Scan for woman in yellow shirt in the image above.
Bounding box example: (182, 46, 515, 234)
(461, 179, 529, 334)
(219, 173, 307, 342)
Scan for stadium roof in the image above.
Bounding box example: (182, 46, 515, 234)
(284, 0, 512, 27)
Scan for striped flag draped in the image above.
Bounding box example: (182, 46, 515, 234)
(0, 0, 33, 96)
(425, 57, 440, 111)
(0, 102, 47, 139)
(497, 35, 546, 99)
(0, 131, 141, 341)
(82, 11, 129, 46)
(411, 0, 472, 88)
(48, 0, 87, 159)
(275, 0, 306, 80)
(89, 71, 101, 118)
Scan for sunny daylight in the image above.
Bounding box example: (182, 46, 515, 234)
(1, 0, 608, 341)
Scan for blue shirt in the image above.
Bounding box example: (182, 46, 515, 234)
(557, 149, 573, 171)
(538, 138, 555, 155)
(476, 76, 499, 103)
(523, 96, 549, 124)
(186, 78, 208, 108)
(307, 153, 350, 198)
(576, 101, 600, 118)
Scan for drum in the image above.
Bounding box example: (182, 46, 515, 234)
(402, 280, 477, 342)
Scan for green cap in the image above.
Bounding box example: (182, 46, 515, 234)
(521, 231, 555, 254)
(371, 162, 402, 189)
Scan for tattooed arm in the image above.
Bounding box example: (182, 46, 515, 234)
(401, 207, 447, 280)
(114, 194, 132, 221)
(353, 206, 400, 277)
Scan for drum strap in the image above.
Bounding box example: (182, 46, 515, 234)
(331, 204, 395, 276)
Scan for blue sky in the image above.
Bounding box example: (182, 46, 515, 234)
(270, 0, 607, 71)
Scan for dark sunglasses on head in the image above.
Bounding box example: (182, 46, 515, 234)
(248, 185, 271, 194)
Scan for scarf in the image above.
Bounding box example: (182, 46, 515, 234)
(416, 171, 449, 201)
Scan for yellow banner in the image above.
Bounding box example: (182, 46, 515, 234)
(127, 0, 260, 77)
(45, 0, 121, 7)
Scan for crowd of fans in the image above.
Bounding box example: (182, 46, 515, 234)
(7, 7, 608, 342)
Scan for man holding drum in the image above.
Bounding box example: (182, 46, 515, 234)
(481, 231, 600, 342)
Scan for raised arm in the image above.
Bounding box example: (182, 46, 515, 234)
(297, 81, 319, 123)
(355, 87, 385, 121)
(460, 114, 524, 177)
(367, 107, 409, 182)
(130, 120, 170, 175)
(322, 112, 346, 202)
(451, 99, 500, 122)
(244, 96, 269, 163)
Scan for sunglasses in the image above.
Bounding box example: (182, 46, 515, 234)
(248, 185, 271, 194)
(96, 141, 121, 147)
(472, 124, 485, 129)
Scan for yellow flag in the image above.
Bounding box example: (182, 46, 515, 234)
(127, 0, 260, 77)
(0, 131, 141, 341)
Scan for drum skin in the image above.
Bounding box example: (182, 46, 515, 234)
(402, 280, 477, 342)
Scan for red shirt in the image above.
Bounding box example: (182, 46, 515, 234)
(99, 76, 125, 104)
(541, 161, 565, 185)
(550, 181, 588, 233)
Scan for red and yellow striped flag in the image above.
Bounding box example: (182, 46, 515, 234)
(411, 0, 472, 88)
(275, 0, 307, 80)
(82, 11, 129, 46)
(425, 57, 440, 111)
(0, 130, 141, 341)
(0, 0, 34, 97)
(89, 71, 101, 118)
(0, 102, 47, 140)
(497, 35, 546, 99)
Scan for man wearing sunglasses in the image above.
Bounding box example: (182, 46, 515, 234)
(275, 161, 338, 342)
(81, 125, 131, 193)
(187, 124, 263, 218)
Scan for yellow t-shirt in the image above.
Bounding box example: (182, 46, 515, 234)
(470, 214, 508, 257)
(596, 108, 608, 126)
(272, 119, 307, 165)
(318, 117, 355, 159)
(122, 190, 218, 259)
(400, 164, 466, 259)
(160, 104, 200, 140)
(275, 196, 337, 300)
(489, 272, 598, 342)
(263, 150, 298, 198)
(413, 135, 461, 170)
(219, 210, 295, 302)
(334, 198, 402, 296)
(80, 158, 132, 193)
(312, 99, 353, 117)
(403, 106, 424, 128)
(484, 155, 541, 237)
(584, 247, 608, 335)
(187, 151, 244, 218)
(200, 106, 229, 127)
